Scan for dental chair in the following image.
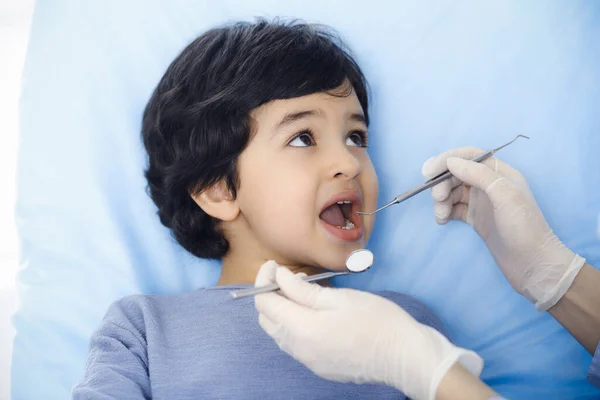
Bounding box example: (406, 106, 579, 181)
(12, 1, 600, 399)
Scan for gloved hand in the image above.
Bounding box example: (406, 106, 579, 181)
(422, 147, 586, 311)
(254, 261, 483, 400)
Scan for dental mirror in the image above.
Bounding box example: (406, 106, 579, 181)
(344, 248, 374, 272)
(229, 248, 374, 299)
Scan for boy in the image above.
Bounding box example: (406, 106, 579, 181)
(73, 19, 449, 399)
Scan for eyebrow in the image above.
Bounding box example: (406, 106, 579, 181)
(273, 109, 367, 133)
(274, 110, 319, 131)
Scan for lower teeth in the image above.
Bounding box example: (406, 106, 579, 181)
(336, 219, 355, 230)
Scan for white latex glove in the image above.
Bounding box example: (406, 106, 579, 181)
(422, 147, 586, 311)
(254, 261, 483, 400)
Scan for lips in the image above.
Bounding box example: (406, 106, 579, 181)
(319, 190, 363, 242)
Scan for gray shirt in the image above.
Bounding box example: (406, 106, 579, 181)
(72, 285, 449, 399)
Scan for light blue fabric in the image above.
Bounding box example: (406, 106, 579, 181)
(72, 287, 445, 399)
(12, 1, 600, 399)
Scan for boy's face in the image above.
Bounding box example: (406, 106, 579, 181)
(231, 83, 378, 272)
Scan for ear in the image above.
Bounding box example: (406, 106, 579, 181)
(190, 181, 240, 222)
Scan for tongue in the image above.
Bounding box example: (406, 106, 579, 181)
(320, 204, 346, 227)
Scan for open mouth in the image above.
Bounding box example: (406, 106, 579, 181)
(318, 192, 363, 242)
(319, 200, 357, 230)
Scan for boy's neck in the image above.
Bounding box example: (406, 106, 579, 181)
(217, 249, 327, 286)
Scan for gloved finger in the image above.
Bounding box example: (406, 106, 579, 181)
(274, 267, 332, 310)
(492, 155, 523, 179)
(254, 260, 279, 286)
(255, 288, 312, 331)
(450, 203, 470, 223)
(446, 157, 507, 198)
(445, 157, 537, 216)
(430, 177, 462, 202)
(296, 272, 308, 278)
(255, 263, 310, 323)
(258, 312, 281, 338)
(422, 147, 494, 179)
(437, 203, 469, 225)
(258, 312, 297, 354)
(423, 145, 528, 188)
(433, 200, 452, 221)
(433, 185, 470, 219)
(493, 159, 535, 202)
(424, 147, 492, 203)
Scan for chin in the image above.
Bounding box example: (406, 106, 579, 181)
(325, 263, 348, 272)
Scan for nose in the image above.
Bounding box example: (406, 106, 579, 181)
(330, 146, 362, 180)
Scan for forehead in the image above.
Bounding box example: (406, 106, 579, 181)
(251, 89, 364, 127)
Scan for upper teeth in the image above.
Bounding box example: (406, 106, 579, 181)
(336, 200, 352, 204)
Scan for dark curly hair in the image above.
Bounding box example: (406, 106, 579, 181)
(141, 18, 370, 260)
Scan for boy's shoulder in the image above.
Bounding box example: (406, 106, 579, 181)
(100, 288, 225, 328)
(369, 290, 450, 339)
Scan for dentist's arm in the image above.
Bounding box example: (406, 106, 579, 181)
(548, 263, 600, 355)
(254, 262, 499, 400)
(437, 363, 503, 400)
(547, 262, 600, 388)
(548, 264, 600, 388)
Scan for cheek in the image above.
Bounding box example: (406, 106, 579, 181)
(361, 159, 379, 206)
(360, 160, 379, 238)
(238, 155, 317, 234)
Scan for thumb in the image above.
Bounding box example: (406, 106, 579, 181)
(254, 260, 279, 286)
(275, 267, 336, 310)
(447, 157, 523, 210)
(254, 267, 313, 329)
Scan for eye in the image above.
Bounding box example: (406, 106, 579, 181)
(346, 130, 368, 147)
(288, 130, 316, 147)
